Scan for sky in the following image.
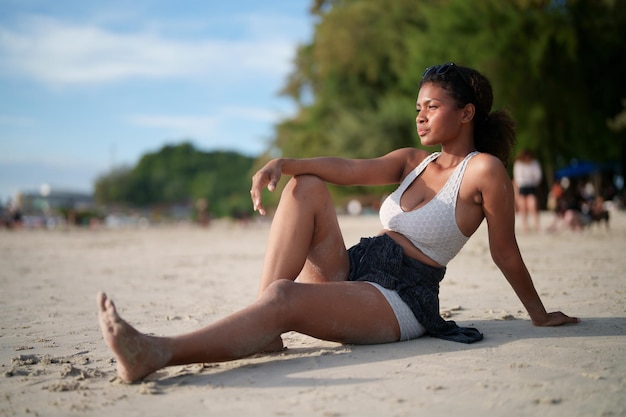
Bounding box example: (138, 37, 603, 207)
(0, 0, 314, 202)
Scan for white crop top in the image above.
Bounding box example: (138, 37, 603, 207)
(379, 151, 479, 266)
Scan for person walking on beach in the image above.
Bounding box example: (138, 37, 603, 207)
(513, 149, 543, 232)
(97, 63, 579, 383)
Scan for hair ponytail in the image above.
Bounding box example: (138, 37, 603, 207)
(474, 109, 516, 167)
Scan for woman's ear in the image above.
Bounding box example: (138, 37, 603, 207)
(461, 103, 476, 123)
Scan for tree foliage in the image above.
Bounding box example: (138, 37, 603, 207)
(272, 0, 626, 184)
(94, 1, 626, 213)
(94, 143, 255, 218)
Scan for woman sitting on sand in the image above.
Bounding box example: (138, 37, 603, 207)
(97, 63, 579, 383)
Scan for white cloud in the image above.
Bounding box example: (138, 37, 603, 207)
(0, 15, 298, 86)
(128, 114, 218, 138)
(126, 108, 282, 156)
(128, 105, 285, 135)
(220, 106, 285, 122)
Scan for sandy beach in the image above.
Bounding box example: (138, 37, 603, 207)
(1, 211, 625, 417)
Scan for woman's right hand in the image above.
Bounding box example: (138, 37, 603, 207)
(250, 159, 283, 216)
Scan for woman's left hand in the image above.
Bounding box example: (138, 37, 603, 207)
(532, 311, 580, 326)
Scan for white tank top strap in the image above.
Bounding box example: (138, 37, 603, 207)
(396, 152, 440, 194)
(446, 151, 479, 203)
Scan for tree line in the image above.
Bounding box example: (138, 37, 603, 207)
(96, 0, 626, 215)
(95, 143, 256, 218)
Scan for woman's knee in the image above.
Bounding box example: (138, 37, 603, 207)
(282, 175, 329, 201)
(261, 280, 299, 318)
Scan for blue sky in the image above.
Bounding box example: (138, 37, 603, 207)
(0, 0, 313, 202)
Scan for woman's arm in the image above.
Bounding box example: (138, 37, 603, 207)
(250, 147, 425, 215)
(478, 156, 579, 326)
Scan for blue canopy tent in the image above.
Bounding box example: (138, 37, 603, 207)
(554, 161, 600, 179)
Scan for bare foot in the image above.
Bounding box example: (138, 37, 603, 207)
(97, 292, 171, 383)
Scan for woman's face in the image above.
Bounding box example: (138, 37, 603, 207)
(415, 82, 468, 147)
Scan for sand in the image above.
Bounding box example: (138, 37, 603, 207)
(1, 211, 625, 417)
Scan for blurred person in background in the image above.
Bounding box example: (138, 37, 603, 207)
(513, 149, 542, 232)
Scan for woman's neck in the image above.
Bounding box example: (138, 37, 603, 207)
(437, 145, 476, 168)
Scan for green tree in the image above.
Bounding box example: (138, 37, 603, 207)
(409, 0, 626, 176)
(93, 165, 134, 203)
(95, 143, 256, 218)
(270, 0, 626, 192)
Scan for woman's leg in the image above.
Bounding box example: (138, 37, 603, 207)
(255, 175, 351, 351)
(518, 195, 529, 231)
(527, 194, 540, 231)
(97, 279, 400, 383)
(257, 175, 350, 296)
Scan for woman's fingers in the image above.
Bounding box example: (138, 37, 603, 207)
(533, 311, 580, 327)
(250, 166, 280, 216)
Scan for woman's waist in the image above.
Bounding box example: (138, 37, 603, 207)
(379, 230, 443, 268)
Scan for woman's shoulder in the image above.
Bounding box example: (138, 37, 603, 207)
(470, 152, 506, 168)
(462, 153, 514, 207)
(392, 147, 430, 159)
(467, 152, 510, 180)
(387, 147, 431, 172)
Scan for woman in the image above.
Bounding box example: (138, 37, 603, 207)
(97, 63, 579, 383)
(513, 149, 543, 232)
